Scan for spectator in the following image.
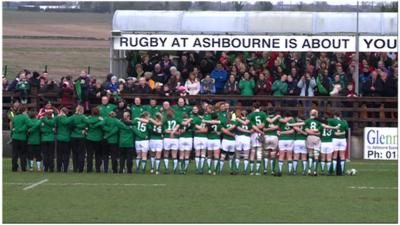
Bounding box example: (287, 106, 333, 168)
(133, 64, 144, 80)
(29, 71, 41, 88)
(343, 83, 358, 97)
(122, 77, 136, 93)
(297, 73, 316, 96)
(239, 72, 255, 96)
(74, 70, 91, 111)
(115, 99, 128, 120)
(37, 102, 59, 119)
(184, 72, 200, 95)
(7, 71, 22, 91)
(359, 66, 372, 96)
(134, 77, 151, 94)
(2, 75, 9, 91)
(141, 54, 153, 72)
(153, 63, 167, 84)
(144, 72, 155, 90)
(90, 80, 105, 99)
(60, 75, 74, 109)
(16, 73, 30, 104)
(102, 73, 113, 90)
(160, 54, 174, 78)
(330, 74, 345, 96)
(363, 70, 383, 96)
(211, 62, 228, 94)
(200, 74, 216, 94)
(272, 74, 288, 96)
(255, 73, 272, 95)
(153, 82, 165, 96)
(286, 75, 298, 96)
(381, 71, 396, 97)
(224, 74, 240, 95)
(177, 54, 193, 81)
(316, 69, 332, 96)
(165, 70, 181, 95)
(191, 67, 203, 80)
(105, 76, 119, 95)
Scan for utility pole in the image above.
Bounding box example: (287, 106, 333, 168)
(355, 0, 360, 95)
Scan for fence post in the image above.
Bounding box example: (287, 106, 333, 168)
(31, 87, 39, 110)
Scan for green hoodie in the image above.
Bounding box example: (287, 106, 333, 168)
(56, 115, 72, 142)
(117, 120, 135, 148)
(27, 118, 41, 145)
(103, 117, 119, 144)
(41, 117, 56, 142)
(239, 79, 255, 96)
(86, 116, 105, 142)
(70, 114, 87, 139)
(11, 114, 29, 141)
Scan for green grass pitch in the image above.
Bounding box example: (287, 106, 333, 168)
(3, 159, 397, 223)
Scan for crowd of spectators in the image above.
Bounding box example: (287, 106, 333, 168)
(3, 51, 397, 109)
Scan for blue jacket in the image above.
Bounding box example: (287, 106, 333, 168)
(211, 69, 228, 91)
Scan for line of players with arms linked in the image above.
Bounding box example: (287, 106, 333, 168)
(10, 96, 349, 176)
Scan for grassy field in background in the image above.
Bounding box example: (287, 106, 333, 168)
(3, 159, 397, 223)
(3, 10, 111, 81)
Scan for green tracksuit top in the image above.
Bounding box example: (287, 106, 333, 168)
(41, 117, 56, 142)
(27, 118, 41, 145)
(86, 116, 105, 142)
(11, 114, 29, 141)
(98, 103, 117, 118)
(117, 120, 135, 148)
(103, 117, 119, 144)
(56, 115, 72, 142)
(70, 114, 87, 139)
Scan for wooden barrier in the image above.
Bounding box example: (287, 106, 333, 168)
(3, 89, 397, 134)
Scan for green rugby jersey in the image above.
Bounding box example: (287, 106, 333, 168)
(207, 122, 222, 140)
(328, 118, 348, 139)
(234, 117, 251, 137)
(264, 114, 279, 136)
(149, 123, 163, 140)
(192, 114, 207, 138)
(133, 118, 150, 140)
(248, 111, 267, 128)
(293, 119, 307, 141)
(304, 118, 323, 136)
(278, 119, 295, 140)
(163, 118, 181, 139)
(321, 127, 334, 142)
(180, 119, 194, 138)
(222, 121, 236, 141)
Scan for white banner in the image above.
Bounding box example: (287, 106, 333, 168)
(364, 127, 398, 160)
(113, 34, 397, 52)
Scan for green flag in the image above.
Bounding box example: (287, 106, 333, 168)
(74, 80, 82, 101)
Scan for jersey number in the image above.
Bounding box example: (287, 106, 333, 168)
(167, 120, 177, 130)
(137, 121, 146, 132)
(322, 128, 332, 136)
(153, 126, 162, 133)
(310, 122, 317, 131)
(255, 116, 262, 125)
(211, 124, 218, 132)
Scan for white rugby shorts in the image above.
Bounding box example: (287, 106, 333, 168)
(163, 138, 179, 151)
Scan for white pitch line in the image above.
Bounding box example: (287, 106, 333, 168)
(348, 186, 397, 190)
(22, 179, 48, 190)
(5, 182, 166, 187)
